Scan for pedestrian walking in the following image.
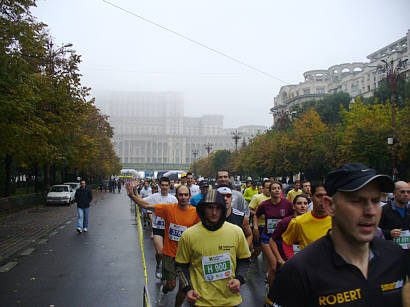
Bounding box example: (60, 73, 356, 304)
(74, 180, 93, 233)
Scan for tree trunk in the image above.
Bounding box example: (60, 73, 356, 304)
(34, 163, 39, 192)
(44, 164, 50, 192)
(4, 154, 12, 197)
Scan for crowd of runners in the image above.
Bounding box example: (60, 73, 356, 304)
(126, 165, 410, 307)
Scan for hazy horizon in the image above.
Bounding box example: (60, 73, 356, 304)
(32, 0, 410, 128)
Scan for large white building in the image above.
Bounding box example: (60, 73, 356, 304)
(271, 30, 410, 123)
(96, 91, 266, 170)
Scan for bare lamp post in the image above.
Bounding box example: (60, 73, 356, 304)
(192, 149, 199, 178)
(375, 58, 408, 180)
(231, 130, 241, 151)
(204, 143, 213, 176)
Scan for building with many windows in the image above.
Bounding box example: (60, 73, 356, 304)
(271, 30, 409, 124)
(96, 91, 266, 170)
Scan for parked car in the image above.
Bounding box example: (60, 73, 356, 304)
(64, 182, 80, 201)
(46, 185, 73, 206)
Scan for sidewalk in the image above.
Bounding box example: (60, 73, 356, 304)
(0, 189, 106, 265)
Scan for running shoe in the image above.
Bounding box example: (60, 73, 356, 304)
(155, 265, 162, 279)
(76, 228, 82, 233)
(83, 228, 88, 232)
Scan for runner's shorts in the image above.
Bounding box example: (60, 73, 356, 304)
(153, 228, 165, 237)
(162, 254, 176, 281)
(260, 231, 272, 245)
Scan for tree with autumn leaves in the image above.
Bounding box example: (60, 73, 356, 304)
(191, 90, 409, 181)
(0, 1, 121, 196)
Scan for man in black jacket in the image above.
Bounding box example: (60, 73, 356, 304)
(74, 180, 93, 233)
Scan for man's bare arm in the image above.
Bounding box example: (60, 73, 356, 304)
(242, 216, 253, 248)
(126, 183, 156, 211)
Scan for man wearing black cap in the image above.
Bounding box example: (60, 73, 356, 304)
(268, 163, 407, 307)
(175, 190, 251, 307)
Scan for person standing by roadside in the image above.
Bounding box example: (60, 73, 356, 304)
(74, 180, 93, 233)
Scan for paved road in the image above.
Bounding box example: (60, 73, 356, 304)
(0, 190, 266, 307)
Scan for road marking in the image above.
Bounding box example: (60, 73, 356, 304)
(49, 231, 58, 237)
(38, 239, 48, 244)
(0, 262, 18, 272)
(58, 225, 66, 230)
(65, 221, 72, 225)
(21, 248, 35, 256)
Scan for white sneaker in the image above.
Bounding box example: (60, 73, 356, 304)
(76, 228, 82, 233)
(155, 265, 162, 279)
(83, 228, 88, 232)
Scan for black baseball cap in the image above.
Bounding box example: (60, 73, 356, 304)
(199, 180, 209, 187)
(325, 163, 394, 196)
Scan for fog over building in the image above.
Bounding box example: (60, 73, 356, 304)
(96, 91, 266, 170)
(271, 30, 410, 123)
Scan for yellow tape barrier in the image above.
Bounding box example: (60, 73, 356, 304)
(135, 204, 151, 307)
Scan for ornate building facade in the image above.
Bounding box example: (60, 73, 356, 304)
(96, 91, 266, 170)
(271, 30, 410, 123)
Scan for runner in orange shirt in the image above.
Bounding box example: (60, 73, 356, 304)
(127, 184, 200, 307)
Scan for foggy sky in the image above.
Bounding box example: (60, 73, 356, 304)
(32, 0, 410, 128)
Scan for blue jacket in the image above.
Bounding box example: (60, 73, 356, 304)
(190, 192, 205, 207)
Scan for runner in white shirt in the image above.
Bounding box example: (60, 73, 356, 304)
(186, 172, 200, 197)
(144, 177, 177, 279)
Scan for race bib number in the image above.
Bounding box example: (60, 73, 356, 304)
(293, 244, 301, 254)
(154, 216, 165, 229)
(394, 230, 410, 249)
(267, 219, 280, 234)
(202, 253, 232, 282)
(168, 223, 187, 241)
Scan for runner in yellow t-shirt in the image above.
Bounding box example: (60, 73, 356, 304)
(176, 190, 251, 306)
(282, 184, 331, 258)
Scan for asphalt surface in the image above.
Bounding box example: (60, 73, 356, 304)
(0, 190, 266, 307)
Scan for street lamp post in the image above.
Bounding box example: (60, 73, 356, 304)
(204, 143, 213, 176)
(46, 41, 73, 75)
(375, 58, 408, 180)
(192, 149, 199, 178)
(231, 130, 241, 151)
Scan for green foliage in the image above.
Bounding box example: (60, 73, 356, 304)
(220, 88, 409, 181)
(290, 92, 351, 125)
(0, 0, 121, 196)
